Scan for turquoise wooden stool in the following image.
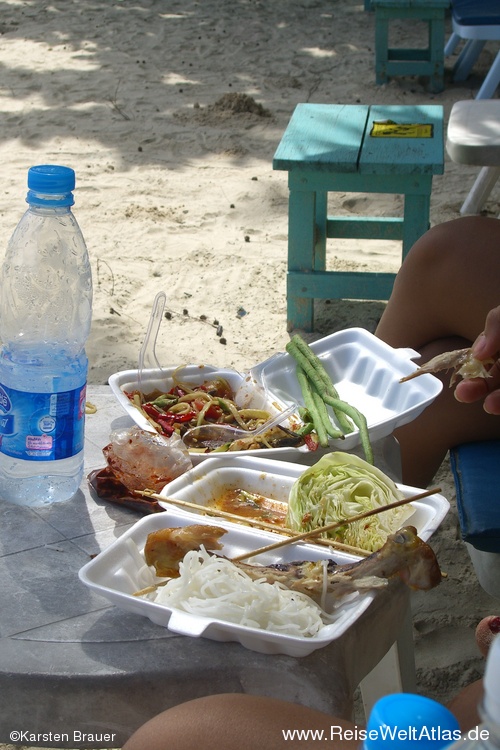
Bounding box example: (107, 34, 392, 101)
(273, 103, 444, 332)
(373, 0, 450, 93)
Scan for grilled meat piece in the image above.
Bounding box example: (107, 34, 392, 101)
(144, 524, 441, 609)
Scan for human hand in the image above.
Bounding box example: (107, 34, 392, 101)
(455, 306, 500, 414)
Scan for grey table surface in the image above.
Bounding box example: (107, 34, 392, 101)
(0, 385, 410, 749)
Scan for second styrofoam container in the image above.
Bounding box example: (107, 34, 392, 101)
(159, 455, 450, 546)
(251, 328, 443, 450)
(80, 455, 449, 657)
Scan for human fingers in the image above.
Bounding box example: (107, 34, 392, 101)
(455, 383, 500, 414)
(472, 306, 500, 360)
(475, 616, 500, 658)
(455, 359, 500, 412)
(483, 389, 500, 415)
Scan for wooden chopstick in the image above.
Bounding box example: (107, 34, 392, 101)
(135, 489, 370, 557)
(230, 487, 441, 563)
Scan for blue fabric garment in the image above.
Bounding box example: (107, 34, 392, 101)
(450, 440, 500, 553)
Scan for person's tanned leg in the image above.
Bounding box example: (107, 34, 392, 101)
(376, 216, 500, 486)
(122, 694, 361, 750)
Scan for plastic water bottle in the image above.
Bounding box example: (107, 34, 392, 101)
(362, 692, 461, 749)
(0, 165, 92, 506)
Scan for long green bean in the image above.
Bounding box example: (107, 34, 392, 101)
(311, 390, 344, 440)
(285, 336, 373, 464)
(289, 335, 353, 433)
(321, 392, 373, 465)
(292, 335, 341, 397)
(296, 366, 329, 447)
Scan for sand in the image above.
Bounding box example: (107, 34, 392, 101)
(0, 0, 499, 747)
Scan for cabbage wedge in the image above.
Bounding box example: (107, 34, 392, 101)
(286, 452, 413, 552)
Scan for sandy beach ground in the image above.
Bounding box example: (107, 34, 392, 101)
(0, 0, 499, 747)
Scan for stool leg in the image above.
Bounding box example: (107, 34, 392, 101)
(428, 17, 445, 94)
(287, 190, 317, 331)
(476, 49, 500, 100)
(314, 191, 327, 272)
(461, 167, 500, 215)
(402, 193, 430, 259)
(375, 14, 389, 85)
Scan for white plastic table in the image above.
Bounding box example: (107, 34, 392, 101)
(0, 385, 414, 748)
(446, 99, 500, 214)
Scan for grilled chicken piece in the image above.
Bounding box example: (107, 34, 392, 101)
(237, 526, 441, 610)
(144, 525, 226, 577)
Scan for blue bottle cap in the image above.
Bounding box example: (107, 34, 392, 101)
(26, 165, 76, 207)
(363, 693, 460, 749)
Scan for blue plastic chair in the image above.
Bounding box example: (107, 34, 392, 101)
(445, 0, 500, 98)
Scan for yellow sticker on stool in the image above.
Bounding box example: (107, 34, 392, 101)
(370, 121, 434, 138)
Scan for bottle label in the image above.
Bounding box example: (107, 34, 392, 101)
(0, 384, 86, 461)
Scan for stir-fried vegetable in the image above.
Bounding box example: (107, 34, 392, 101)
(124, 369, 305, 452)
(126, 375, 269, 439)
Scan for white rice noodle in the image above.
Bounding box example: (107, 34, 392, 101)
(320, 559, 329, 611)
(150, 547, 328, 638)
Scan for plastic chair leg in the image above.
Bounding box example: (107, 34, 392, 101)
(476, 49, 500, 99)
(461, 166, 500, 215)
(453, 39, 486, 81)
(444, 31, 460, 57)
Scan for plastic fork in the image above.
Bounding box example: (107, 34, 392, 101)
(137, 291, 166, 394)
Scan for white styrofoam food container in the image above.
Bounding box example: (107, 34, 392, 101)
(160, 456, 450, 545)
(108, 364, 298, 464)
(108, 365, 255, 431)
(78, 509, 376, 657)
(108, 328, 442, 462)
(250, 328, 443, 450)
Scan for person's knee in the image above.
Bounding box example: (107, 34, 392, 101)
(414, 216, 499, 269)
(404, 217, 470, 271)
(394, 216, 500, 300)
(123, 694, 359, 750)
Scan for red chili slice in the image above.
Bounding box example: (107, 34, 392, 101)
(203, 403, 223, 421)
(304, 433, 319, 451)
(156, 419, 175, 437)
(162, 410, 197, 423)
(142, 403, 163, 420)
